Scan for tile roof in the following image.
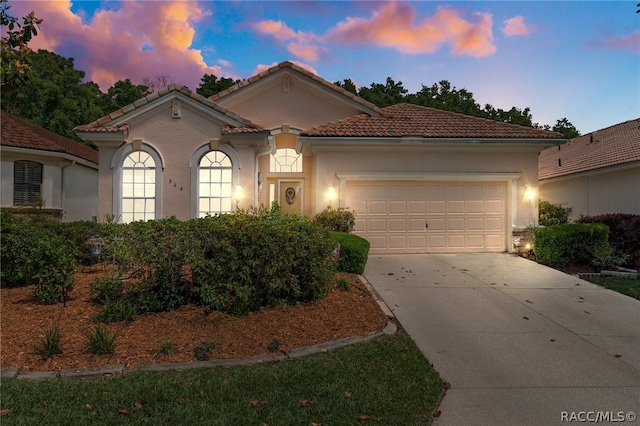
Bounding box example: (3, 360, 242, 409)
(1, 110, 99, 164)
(74, 84, 263, 134)
(539, 118, 640, 180)
(209, 61, 384, 116)
(301, 103, 564, 139)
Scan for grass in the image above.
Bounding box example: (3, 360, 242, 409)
(0, 334, 444, 425)
(582, 275, 640, 300)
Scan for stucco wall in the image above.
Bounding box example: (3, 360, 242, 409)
(62, 163, 98, 222)
(100, 103, 261, 221)
(218, 76, 363, 131)
(539, 166, 640, 219)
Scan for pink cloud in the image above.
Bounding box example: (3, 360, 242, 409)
(588, 30, 640, 55)
(502, 16, 532, 37)
(8, 1, 228, 90)
(325, 3, 496, 57)
(254, 3, 496, 61)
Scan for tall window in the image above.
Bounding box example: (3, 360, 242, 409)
(122, 151, 156, 223)
(14, 160, 42, 205)
(270, 148, 303, 173)
(198, 151, 233, 217)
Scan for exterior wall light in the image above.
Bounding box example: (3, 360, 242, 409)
(523, 184, 536, 201)
(328, 183, 336, 204)
(234, 184, 243, 204)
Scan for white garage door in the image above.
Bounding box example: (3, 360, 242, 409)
(346, 181, 507, 253)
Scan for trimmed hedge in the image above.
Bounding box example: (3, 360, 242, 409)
(538, 201, 569, 226)
(330, 231, 370, 274)
(576, 213, 640, 266)
(534, 223, 609, 268)
(314, 207, 356, 233)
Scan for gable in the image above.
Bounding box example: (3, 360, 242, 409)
(211, 62, 383, 131)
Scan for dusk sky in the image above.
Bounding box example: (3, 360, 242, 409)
(8, 1, 640, 134)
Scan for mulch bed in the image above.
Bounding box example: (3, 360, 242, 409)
(0, 268, 388, 372)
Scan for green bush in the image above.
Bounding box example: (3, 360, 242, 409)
(84, 325, 118, 355)
(314, 207, 356, 233)
(189, 207, 336, 315)
(330, 231, 371, 274)
(1, 212, 77, 303)
(93, 298, 138, 324)
(35, 322, 64, 360)
(576, 213, 640, 266)
(534, 223, 609, 267)
(1, 212, 32, 288)
(90, 274, 124, 303)
(538, 201, 569, 226)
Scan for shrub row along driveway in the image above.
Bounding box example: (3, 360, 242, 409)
(364, 253, 640, 426)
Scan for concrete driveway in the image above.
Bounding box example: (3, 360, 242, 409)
(364, 253, 640, 425)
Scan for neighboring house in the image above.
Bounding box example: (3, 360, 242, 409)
(539, 118, 640, 220)
(1, 110, 99, 222)
(75, 61, 563, 254)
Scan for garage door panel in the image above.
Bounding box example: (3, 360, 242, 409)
(347, 181, 506, 253)
(409, 201, 426, 214)
(468, 200, 484, 214)
(448, 218, 465, 231)
(409, 218, 426, 231)
(467, 235, 485, 248)
(486, 199, 504, 214)
(389, 218, 407, 231)
(369, 201, 387, 215)
(389, 201, 407, 214)
(428, 201, 445, 214)
(468, 217, 485, 231)
(369, 218, 387, 232)
(448, 200, 465, 214)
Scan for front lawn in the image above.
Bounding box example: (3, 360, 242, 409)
(0, 334, 444, 425)
(581, 276, 640, 301)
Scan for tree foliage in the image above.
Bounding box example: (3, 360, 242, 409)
(0, 0, 42, 90)
(105, 79, 151, 111)
(196, 73, 238, 97)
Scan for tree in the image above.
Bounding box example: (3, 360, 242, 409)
(334, 78, 358, 95)
(408, 80, 481, 116)
(196, 73, 238, 97)
(0, 0, 42, 90)
(104, 79, 150, 110)
(1, 49, 108, 142)
(552, 118, 580, 139)
(358, 77, 408, 107)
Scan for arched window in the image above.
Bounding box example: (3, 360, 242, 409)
(270, 148, 303, 173)
(122, 151, 156, 223)
(198, 151, 233, 217)
(14, 160, 43, 205)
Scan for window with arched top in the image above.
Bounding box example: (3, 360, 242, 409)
(270, 148, 303, 173)
(122, 151, 156, 223)
(198, 150, 233, 217)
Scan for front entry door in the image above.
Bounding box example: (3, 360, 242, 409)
(279, 180, 303, 214)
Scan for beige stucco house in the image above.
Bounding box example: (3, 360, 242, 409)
(75, 61, 564, 254)
(539, 118, 640, 220)
(1, 110, 99, 221)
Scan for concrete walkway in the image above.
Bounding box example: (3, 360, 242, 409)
(364, 253, 640, 425)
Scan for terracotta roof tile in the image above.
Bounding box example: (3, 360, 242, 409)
(1, 111, 99, 164)
(539, 118, 640, 180)
(301, 103, 563, 139)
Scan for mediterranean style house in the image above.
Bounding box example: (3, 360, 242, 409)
(75, 61, 564, 254)
(1, 110, 99, 221)
(539, 118, 640, 219)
